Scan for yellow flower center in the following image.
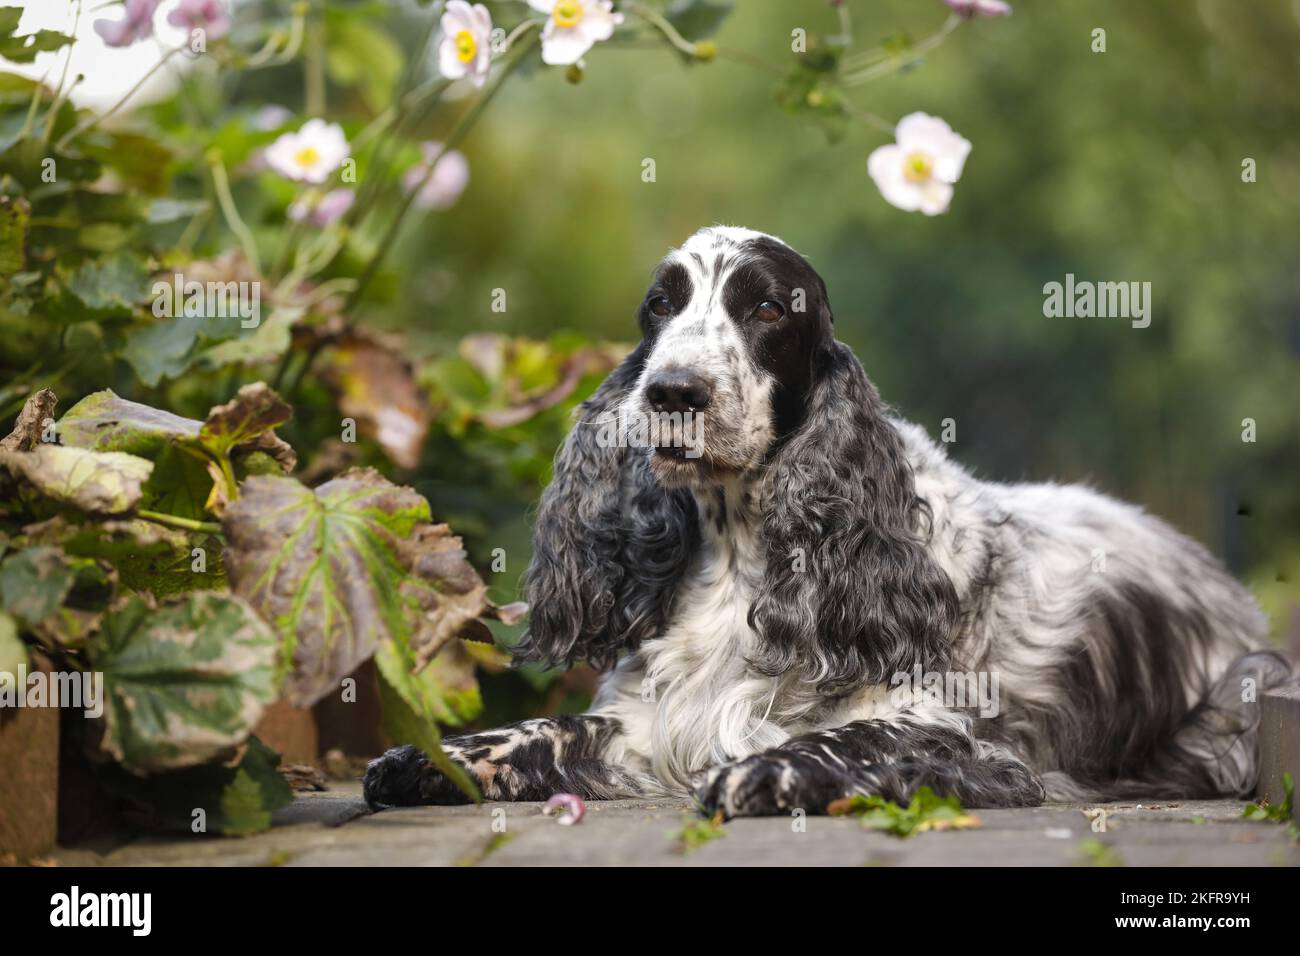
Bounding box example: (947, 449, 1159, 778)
(294, 146, 321, 169)
(454, 29, 477, 62)
(553, 0, 584, 29)
(903, 151, 933, 183)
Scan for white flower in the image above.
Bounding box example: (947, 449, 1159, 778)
(528, 0, 624, 67)
(866, 112, 971, 216)
(264, 119, 350, 184)
(402, 142, 470, 210)
(438, 1, 493, 87)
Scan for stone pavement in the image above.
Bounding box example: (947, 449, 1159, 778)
(52, 782, 1300, 867)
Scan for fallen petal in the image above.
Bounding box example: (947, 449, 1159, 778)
(543, 792, 586, 825)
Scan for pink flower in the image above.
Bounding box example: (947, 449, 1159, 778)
(288, 188, 355, 227)
(167, 0, 231, 41)
(944, 0, 1012, 17)
(94, 0, 161, 48)
(402, 142, 470, 210)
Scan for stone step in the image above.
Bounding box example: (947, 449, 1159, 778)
(1256, 687, 1300, 819)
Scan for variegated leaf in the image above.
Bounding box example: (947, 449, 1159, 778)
(89, 592, 278, 773)
(221, 468, 507, 707)
(0, 444, 152, 514)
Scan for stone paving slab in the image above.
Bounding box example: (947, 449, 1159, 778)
(50, 783, 1300, 867)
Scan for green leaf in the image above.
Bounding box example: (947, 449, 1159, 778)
(0, 545, 74, 625)
(58, 389, 203, 455)
(143, 445, 217, 520)
(30, 571, 108, 650)
(87, 592, 279, 773)
(198, 381, 295, 469)
(121, 314, 205, 387)
(0, 444, 153, 514)
(1244, 771, 1295, 823)
(61, 252, 149, 314)
(200, 306, 301, 367)
(375, 644, 479, 801)
(219, 769, 273, 836)
(23, 514, 223, 597)
(0, 28, 74, 64)
(827, 786, 981, 838)
(94, 735, 292, 836)
(221, 469, 502, 707)
(57, 386, 296, 516)
(671, 813, 727, 853)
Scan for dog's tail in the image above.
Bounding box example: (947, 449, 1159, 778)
(1043, 649, 1295, 802)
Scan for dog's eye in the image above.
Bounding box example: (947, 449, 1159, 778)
(648, 295, 672, 319)
(754, 301, 785, 323)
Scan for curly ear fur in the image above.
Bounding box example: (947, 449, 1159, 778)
(749, 340, 959, 692)
(513, 343, 699, 670)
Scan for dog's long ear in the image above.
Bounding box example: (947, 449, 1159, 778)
(514, 342, 699, 670)
(750, 339, 958, 691)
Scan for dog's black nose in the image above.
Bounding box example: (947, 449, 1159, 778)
(646, 372, 713, 414)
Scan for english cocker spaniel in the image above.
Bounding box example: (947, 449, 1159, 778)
(364, 226, 1290, 818)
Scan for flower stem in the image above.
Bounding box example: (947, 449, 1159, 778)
(834, 1, 853, 44)
(840, 15, 962, 87)
(715, 45, 784, 76)
(345, 35, 537, 310)
(274, 187, 317, 277)
(206, 150, 262, 275)
(501, 18, 543, 52)
(625, 0, 704, 58)
(245, 2, 307, 71)
(55, 46, 184, 151)
(40, 0, 81, 145)
(18, 73, 45, 142)
(137, 510, 223, 535)
(304, 8, 327, 115)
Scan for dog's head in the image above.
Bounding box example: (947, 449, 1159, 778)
(622, 226, 830, 487)
(516, 226, 957, 689)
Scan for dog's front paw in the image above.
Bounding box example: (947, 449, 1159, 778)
(363, 744, 431, 809)
(692, 755, 801, 819)
(363, 744, 480, 809)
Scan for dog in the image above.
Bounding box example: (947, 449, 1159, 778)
(364, 225, 1290, 818)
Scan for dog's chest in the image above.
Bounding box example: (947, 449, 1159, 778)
(605, 496, 826, 786)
